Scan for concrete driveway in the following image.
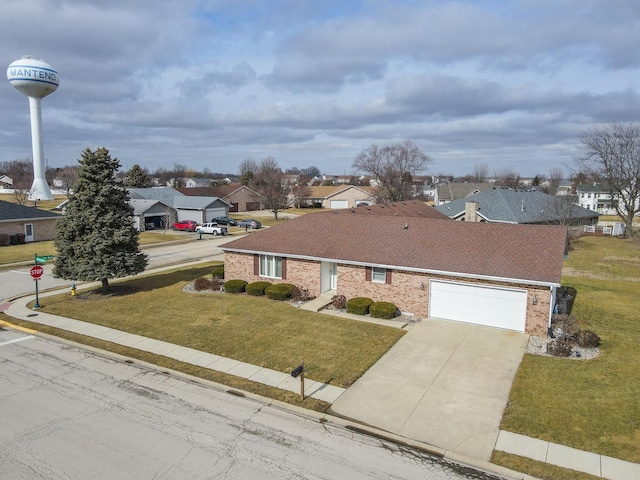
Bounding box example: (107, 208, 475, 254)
(331, 318, 528, 461)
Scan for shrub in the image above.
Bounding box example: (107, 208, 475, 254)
(224, 279, 247, 294)
(292, 286, 315, 301)
(0, 233, 9, 246)
(246, 281, 272, 296)
(346, 297, 373, 315)
(369, 301, 398, 319)
(210, 277, 223, 291)
(552, 314, 580, 340)
(547, 339, 573, 357)
(331, 294, 347, 310)
(265, 283, 296, 300)
(212, 265, 224, 279)
(575, 330, 601, 348)
(193, 277, 212, 291)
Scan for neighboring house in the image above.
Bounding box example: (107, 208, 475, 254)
(129, 187, 231, 226)
(575, 182, 639, 216)
(178, 184, 263, 212)
(129, 199, 171, 230)
(221, 212, 568, 336)
(0, 199, 61, 244)
(183, 178, 215, 188)
(434, 182, 494, 205)
(297, 185, 376, 209)
(329, 200, 450, 219)
(435, 188, 600, 225)
(0, 175, 13, 189)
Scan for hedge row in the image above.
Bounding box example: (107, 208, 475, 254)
(222, 280, 397, 316)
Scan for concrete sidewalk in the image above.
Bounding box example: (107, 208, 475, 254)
(2, 295, 344, 404)
(496, 431, 640, 480)
(3, 289, 640, 480)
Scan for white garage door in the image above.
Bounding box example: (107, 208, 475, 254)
(330, 200, 349, 209)
(429, 280, 527, 332)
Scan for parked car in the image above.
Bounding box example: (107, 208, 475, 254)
(212, 216, 238, 226)
(171, 220, 198, 232)
(195, 223, 228, 236)
(238, 219, 262, 229)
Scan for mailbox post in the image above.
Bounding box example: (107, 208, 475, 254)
(291, 362, 305, 400)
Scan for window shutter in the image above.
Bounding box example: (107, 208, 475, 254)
(365, 266, 372, 281)
(281, 257, 287, 280)
(386, 270, 392, 284)
(254, 255, 259, 275)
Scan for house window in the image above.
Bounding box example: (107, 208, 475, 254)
(259, 255, 282, 278)
(372, 267, 386, 283)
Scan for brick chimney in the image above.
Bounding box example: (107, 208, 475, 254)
(465, 201, 480, 222)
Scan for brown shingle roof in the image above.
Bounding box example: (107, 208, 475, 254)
(331, 200, 449, 219)
(221, 211, 567, 284)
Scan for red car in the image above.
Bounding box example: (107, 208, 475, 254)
(171, 220, 198, 232)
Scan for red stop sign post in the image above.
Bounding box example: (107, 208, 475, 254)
(30, 265, 44, 308)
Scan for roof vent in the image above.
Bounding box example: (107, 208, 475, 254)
(404, 223, 409, 230)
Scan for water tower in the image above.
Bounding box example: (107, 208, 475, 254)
(7, 55, 60, 201)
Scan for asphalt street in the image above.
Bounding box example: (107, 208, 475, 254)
(0, 329, 504, 480)
(0, 235, 231, 302)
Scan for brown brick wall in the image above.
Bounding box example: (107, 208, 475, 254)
(224, 252, 554, 335)
(0, 218, 58, 243)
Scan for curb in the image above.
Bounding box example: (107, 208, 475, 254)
(0, 318, 537, 480)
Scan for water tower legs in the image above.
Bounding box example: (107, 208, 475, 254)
(28, 96, 53, 201)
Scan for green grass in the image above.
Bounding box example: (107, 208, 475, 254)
(27, 263, 405, 389)
(491, 452, 602, 480)
(499, 235, 640, 465)
(0, 231, 186, 266)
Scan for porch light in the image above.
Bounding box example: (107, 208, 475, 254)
(420, 281, 425, 290)
(532, 295, 538, 305)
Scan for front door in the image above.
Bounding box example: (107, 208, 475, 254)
(24, 223, 34, 242)
(321, 262, 338, 293)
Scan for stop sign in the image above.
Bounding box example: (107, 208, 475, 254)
(30, 265, 44, 280)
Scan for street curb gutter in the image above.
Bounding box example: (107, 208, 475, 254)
(1, 320, 539, 480)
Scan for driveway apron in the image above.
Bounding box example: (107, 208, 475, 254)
(331, 318, 528, 461)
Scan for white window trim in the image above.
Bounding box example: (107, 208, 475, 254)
(259, 254, 282, 279)
(372, 267, 386, 283)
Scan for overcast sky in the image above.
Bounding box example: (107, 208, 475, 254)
(2, 0, 639, 179)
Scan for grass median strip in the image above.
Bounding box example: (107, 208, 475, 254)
(1, 316, 332, 412)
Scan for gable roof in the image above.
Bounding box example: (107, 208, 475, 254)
(129, 187, 184, 206)
(0, 200, 62, 221)
(436, 182, 494, 202)
(221, 211, 567, 285)
(435, 188, 600, 224)
(305, 185, 375, 199)
(173, 195, 230, 209)
(129, 198, 163, 215)
(177, 184, 262, 198)
(329, 200, 450, 219)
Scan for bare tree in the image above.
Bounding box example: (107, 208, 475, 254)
(251, 157, 288, 219)
(290, 175, 311, 208)
(239, 158, 258, 186)
(472, 163, 489, 183)
(578, 123, 640, 237)
(546, 167, 564, 195)
(352, 140, 432, 202)
(494, 167, 521, 189)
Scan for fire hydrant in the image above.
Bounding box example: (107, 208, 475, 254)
(71, 282, 76, 296)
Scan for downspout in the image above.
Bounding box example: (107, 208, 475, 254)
(547, 285, 557, 338)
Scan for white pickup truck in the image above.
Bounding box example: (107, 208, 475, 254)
(195, 223, 228, 235)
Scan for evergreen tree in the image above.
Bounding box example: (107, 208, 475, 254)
(124, 164, 153, 188)
(54, 148, 148, 291)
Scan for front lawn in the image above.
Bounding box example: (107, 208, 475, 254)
(497, 235, 640, 466)
(30, 264, 405, 389)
